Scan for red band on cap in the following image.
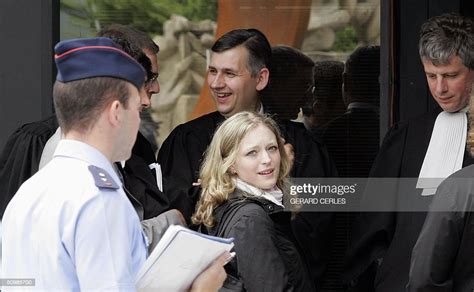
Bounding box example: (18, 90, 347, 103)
(54, 45, 134, 60)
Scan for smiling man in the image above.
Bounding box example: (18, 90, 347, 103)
(345, 13, 474, 292)
(207, 45, 268, 117)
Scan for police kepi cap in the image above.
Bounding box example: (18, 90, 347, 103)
(54, 37, 146, 89)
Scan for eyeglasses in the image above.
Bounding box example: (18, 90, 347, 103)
(146, 72, 159, 84)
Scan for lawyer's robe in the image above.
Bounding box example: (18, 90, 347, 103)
(0, 115, 58, 218)
(122, 131, 170, 220)
(345, 107, 474, 292)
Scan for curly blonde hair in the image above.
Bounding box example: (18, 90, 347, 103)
(192, 112, 291, 227)
(467, 84, 474, 156)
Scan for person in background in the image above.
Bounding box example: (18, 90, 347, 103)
(322, 45, 380, 178)
(261, 45, 315, 121)
(193, 111, 314, 291)
(311, 46, 380, 292)
(302, 60, 345, 135)
(96, 24, 172, 224)
(97, 24, 161, 154)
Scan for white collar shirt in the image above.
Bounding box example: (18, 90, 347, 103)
(2, 139, 147, 291)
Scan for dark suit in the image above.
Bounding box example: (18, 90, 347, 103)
(322, 106, 379, 178)
(315, 105, 379, 291)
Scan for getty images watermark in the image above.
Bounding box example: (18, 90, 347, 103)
(286, 177, 474, 212)
(289, 182, 357, 205)
(285, 178, 363, 212)
(0, 278, 35, 286)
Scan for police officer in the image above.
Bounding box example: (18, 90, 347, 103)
(2, 37, 227, 291)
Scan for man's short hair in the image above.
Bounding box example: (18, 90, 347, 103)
(419, 13, 474, 69)
(98, 23, 159, 54)
(261, 45, 315, 119)
(53, 37, 144, 134)
(313, 60, 344, 98)
(54, 78, 131, 134)
(345, 45, 380, 102)
(301, 60, 345, 117)
(211, 28, 271, 77)
(269, 45, 314, 79)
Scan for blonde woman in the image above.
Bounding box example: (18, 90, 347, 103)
(192, 111, 314, 292)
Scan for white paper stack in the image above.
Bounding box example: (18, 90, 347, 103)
(135, 224, 234, 292)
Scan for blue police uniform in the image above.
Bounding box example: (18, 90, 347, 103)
(2, 139, 147, 291)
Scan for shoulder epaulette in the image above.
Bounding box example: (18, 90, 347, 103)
(88, 165, 119, 189)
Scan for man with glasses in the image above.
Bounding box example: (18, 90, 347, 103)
(96, 25, 172, 223)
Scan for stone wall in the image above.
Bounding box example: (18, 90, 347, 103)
(150, 15, 216, 148)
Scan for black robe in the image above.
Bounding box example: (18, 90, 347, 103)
(120, 131, 170, 220)
(345, 107, 474, 292)
(0, 115, 58, 218)
(315, 107, 379, 291)
(322, 107, 380, 178)
(157, 110, 338, 289)
(408, 165, 474, 292)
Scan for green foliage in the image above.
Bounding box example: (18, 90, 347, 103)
(61, 0, 217, 36)
(332, 25, 358, 52)
(170, 0, 218, 22)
